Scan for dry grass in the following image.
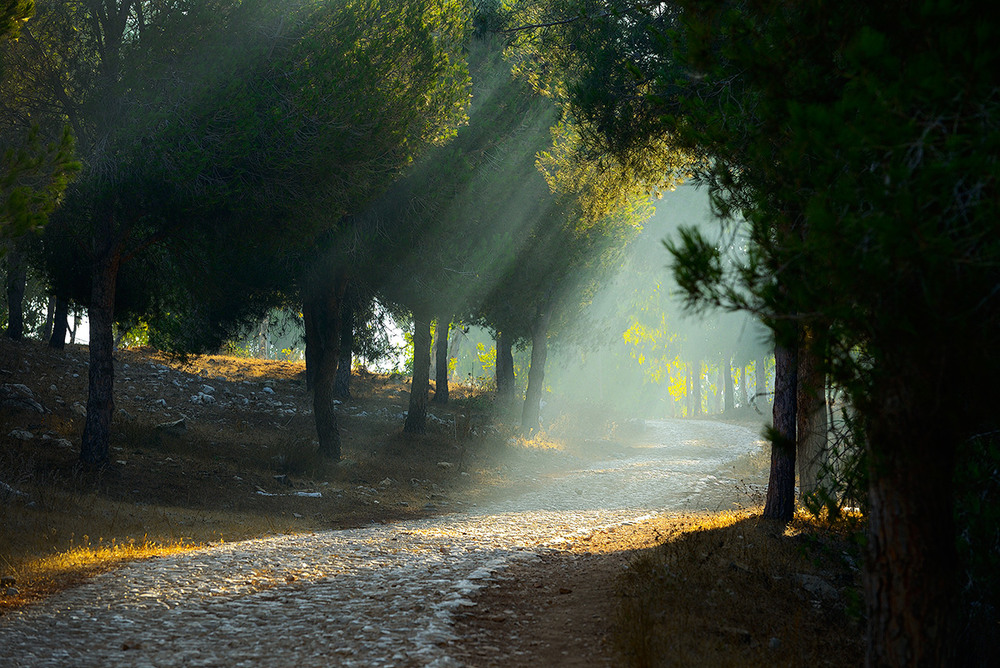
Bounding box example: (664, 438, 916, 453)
(0, 338, 528, 613)
(615, 509, 865, 667)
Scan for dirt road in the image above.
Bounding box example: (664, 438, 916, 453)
(0, 419, 764, 667)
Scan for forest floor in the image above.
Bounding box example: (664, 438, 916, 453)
(0, 337, 865, 666)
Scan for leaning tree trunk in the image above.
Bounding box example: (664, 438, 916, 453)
(496, 331, 515, 403)
(304, 271, 348, 459)
(49, 297, 68, 349)
(762, 341, 798, 521)
(4, 244, 27, 341)
(404, 305, 432, 434)
(796, 329, 828, 500)
(42, 295, 56, 341)
(334, 294, 353, 400)
(80, 242, 123, 468)
(432, 316, 450, 404)
(520, 307, 552, 436)
(864, 374, 958, 666)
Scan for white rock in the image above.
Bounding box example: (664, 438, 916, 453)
(8, 429, 33, 440)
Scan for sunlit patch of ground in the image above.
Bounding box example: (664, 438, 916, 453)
(0, 337, 528, 613)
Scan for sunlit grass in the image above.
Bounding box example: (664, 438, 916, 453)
(1, 534, 206, 611)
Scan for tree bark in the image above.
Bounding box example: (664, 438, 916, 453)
(334, 294, 353, 400)
(4, 244, 27, 341)
(762, 341, 797, 521)
(520, 307, 552, 435)
(80, 243, 122, 468)
(43, 295, 56, 341)
(496, 331, 515, 403)
(431, 316, 450, 404)
(865, 398, 957, 666)
(741, 363, 751, 409)
(49, 297, 68, 349)
(404, 305, 432, 434)
(796, 330, 827, 500)
(304, 271, 348, 459)
(755, 353, 769, 407)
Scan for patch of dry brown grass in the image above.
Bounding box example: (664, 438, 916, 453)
(615, 509, 865, 667)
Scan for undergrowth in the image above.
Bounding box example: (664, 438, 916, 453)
(615, 509, 865, 667)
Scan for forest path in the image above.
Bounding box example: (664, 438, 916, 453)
(0, 420, 763, 667)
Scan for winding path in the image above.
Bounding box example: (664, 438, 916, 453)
(0, 420, 763, 667)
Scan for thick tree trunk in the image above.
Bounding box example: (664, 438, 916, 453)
(80, 245, 122, 468)
(762, 341, 797, 521)
(723, 356, 734, 414)
(796, 331, 827, 500)
(865, 407, 957, 666)
(49, 297, 68, 349)
(304, 271, 348, 459)
(432, 316, 450, 404)
(520, 308, 552, 435)
(495, 331, 515, 402)
(404, 306, 432, 434)
(334, 295, 353, 400)
(4, 245, 27, 341)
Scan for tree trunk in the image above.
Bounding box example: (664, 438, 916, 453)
(762, 341, 797, 521)
(334, 295, 353, 400)
(69, 310, 80, 344)
(304, 271, 348, 459)
(796, 330, 827, 500)
(80, 244, 122, 468)
(49, 297, 68, 349)
(43, 295, 56, 341)
(755, 353, 768, 407)
(521, 307, 552, 435)
(865, 401, 957, 666)
(303, 306, 315, 393)
(692, 359, 702, 416)
(4, 244, 27, 341)
(496, 331, 515, 403)
(432, 316, 450, 404)
(741, 363, 751, 409)
(723, 356, 734, 414)
(404, 305, 432, 434)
